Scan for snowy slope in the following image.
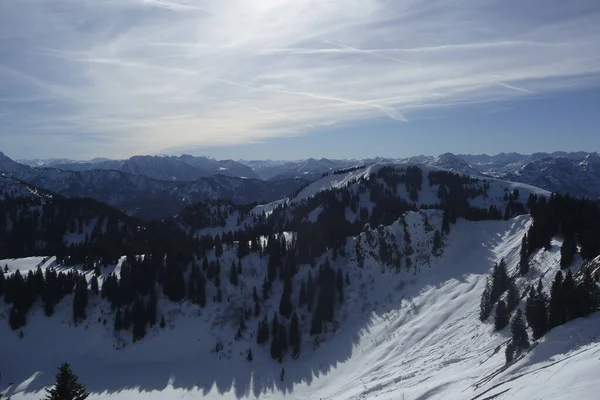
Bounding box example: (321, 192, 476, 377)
(252, 162, 550, 217)
(2, 214, 599, 400)
(0, 175, 55, 201)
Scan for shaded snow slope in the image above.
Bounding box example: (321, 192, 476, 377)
(2, 215, 599, 399)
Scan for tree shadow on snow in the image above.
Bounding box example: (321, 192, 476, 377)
(1, 219, 522, 399)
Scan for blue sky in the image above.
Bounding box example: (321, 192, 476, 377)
(1, 0, 599, 160)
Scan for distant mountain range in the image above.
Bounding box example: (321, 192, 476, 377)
(2, 152, 306, 219)
(4, 150, 600, 219)
(413, 152, 600, 199)
(19, 154, 259, 181)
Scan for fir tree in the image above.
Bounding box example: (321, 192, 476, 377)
(479, 278, 493, 321)
(131, 298, 146, 342)
(562, 269, 578, 321)
(490, 259, 510, 305)
(442, 209, 450, 234)
(560, 236, 577, 269)
(290, 312, 300, 358)
(494, 300, 509, 331)
(214, 235, 223, 258)
(578, 268, 600, 315)
(229, 261, 238, 286)
(254, 299, 261, 317)
(9, 306, 23, 330)
(525, 281, 549, 340)
(279, 278, 293, 319)
(432, 230, 442, 256)
(198, 274, 206, 308)
(246, 347, 253, 362)
(548, 271, 566, 329)
(518, 234, 530, 276)
(510, 309, 530, 356)
(90, 276, 99, 296)
(45, 362, 89, 400)
(506, 280, 519, 313)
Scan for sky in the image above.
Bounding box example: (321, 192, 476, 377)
(1, 0, 599, 161)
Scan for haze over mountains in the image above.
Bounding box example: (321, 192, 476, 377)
(3, 151, 599, 219)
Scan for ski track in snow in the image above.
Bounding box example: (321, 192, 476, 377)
(1, 215, 599, 400)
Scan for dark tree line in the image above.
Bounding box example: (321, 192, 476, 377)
(526, 193, 600, 264)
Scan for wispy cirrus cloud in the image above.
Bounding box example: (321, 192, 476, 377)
(0, 0, 599, 158)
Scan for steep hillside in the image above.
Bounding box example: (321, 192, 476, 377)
(1, 214, 599, 400)
(1, 164, 598, 400)
(0, 175, 55, 201)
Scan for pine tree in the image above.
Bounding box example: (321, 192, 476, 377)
(254, 299, 261, 317)
(494, 300, 509, 331)
(247, 347, 253, 362)
(548, 271, 566, 329)
(279, 278, 293, 319)
(229, 261, 238, 286)
(45, 362, 89, 400)
(290, 312, 300, 358)
(510, 309, 530, 356)
(214, 235, 223, 258)
(432, 230, 442, 256)
(479, 278, 493, 321)
(9, 306, 22, 330)
(441, 209, 450, 234)
(525, 281, 549, 340)
(490, 259, 510, 305)
(506, 280, 519, 313)
(578, 268, 600, 316)
(131, 298, 146, 342)
(90, 276, 99, 296)
(562, 269, 578, 321)
(518, 234, 530, 276)
(560, 236, 576, 269)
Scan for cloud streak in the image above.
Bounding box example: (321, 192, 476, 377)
(0, 0, 599, 158)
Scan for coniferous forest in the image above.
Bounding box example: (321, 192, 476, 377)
(1, 165, 599, 368)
